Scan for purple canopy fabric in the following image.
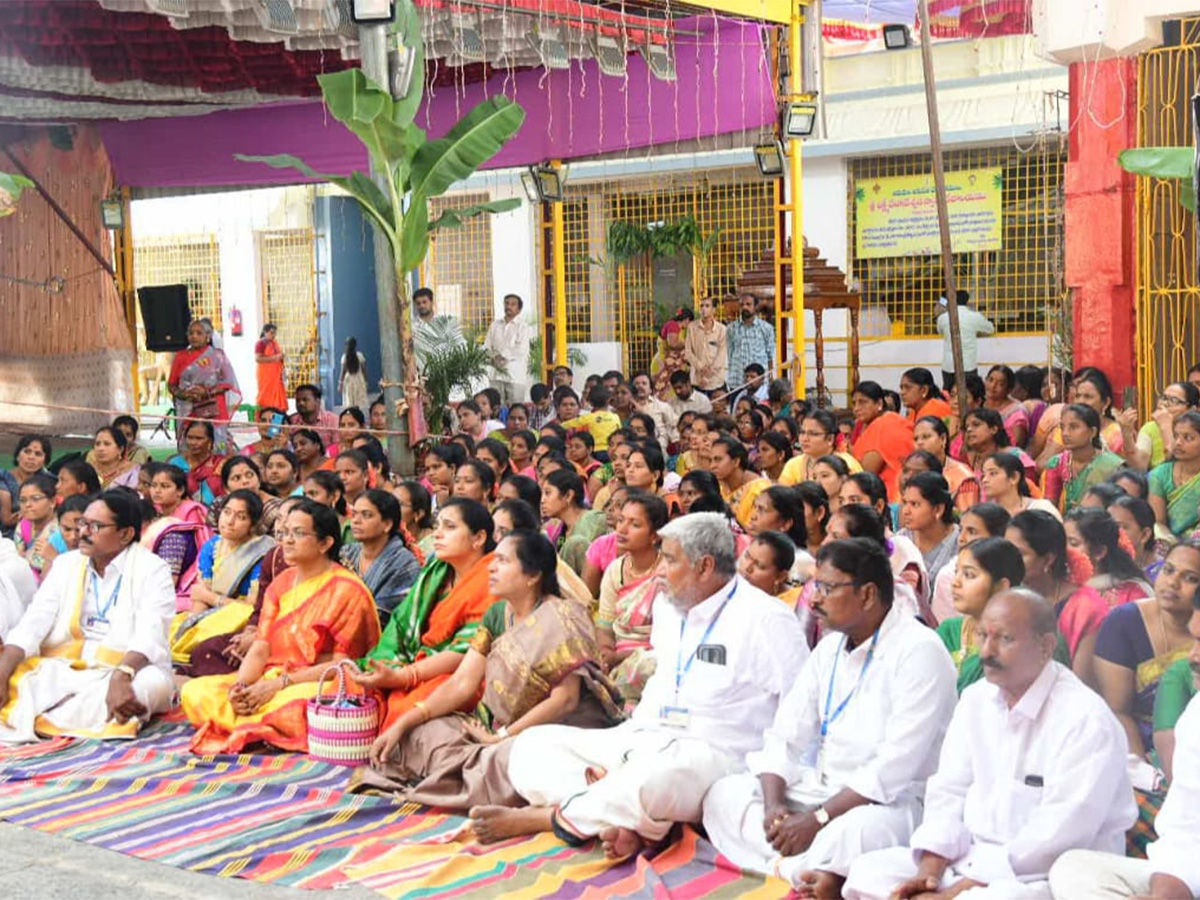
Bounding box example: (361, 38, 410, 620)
(823, 0, 921, 20)
(98, 16, 776, 189)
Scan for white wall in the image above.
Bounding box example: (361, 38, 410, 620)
(131, 186, 312, 408)
(1034, 0, 1184, 63)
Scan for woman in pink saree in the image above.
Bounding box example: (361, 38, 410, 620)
(169, 319, 242, 453)
(596, 491, 669, 710)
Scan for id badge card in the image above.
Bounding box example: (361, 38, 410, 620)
(84, 615, 112, 640)
(659, 705, 690, 729)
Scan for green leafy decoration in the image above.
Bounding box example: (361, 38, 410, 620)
(1118, 146, 1196, 212)
(0, 172, 34, 217)
(429, 198, 521, 231)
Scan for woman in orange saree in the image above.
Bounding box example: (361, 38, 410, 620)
(850, 381, 915, 503)
(352, 498, 498, 731)
(182, 500, 380, 754)
(254, 324, 288, 412)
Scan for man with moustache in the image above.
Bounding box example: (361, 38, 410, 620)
(702, 538, 958, 899)
(467, 513, 806, 858)
(1048, 569, 1200, 900)
(0, 491, 175, 742)
(844, 589, 1135, 900)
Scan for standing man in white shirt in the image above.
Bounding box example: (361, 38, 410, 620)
(844, 588, 1135, 900)
(1048, 609, 1200, 900)
(704, 538, 958, 898)
(484, 293, 533, 407)
(468, 512, 807, 857)
(936, 290, 995, 393)
(0, 491, 176, 743)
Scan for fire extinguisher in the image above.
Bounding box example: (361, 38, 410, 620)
(229, 307, 243, 337)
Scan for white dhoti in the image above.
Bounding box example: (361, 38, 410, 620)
(702, 773, 920, 886)
(0, 658, 174, 743)
(844, 847, 1052, 900)
(507, 723, 738, 842)
(1047, 849, 1153, 900)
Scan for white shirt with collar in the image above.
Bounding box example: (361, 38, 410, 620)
(484, 315, 533, 383)
(747, 604, 958, 807)
(6, 544, 175, 672)
(1147, 692, 1200, 895)
(630, 574, 808, 761)
(0, 537, 36, 637)
(911, 660, 1134, 886)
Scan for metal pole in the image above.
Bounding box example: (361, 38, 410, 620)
(550, 161, 569, 369)
(917, 0, 968, 416)
(358, 22, 414, 476)
(788, 0, 807, 399)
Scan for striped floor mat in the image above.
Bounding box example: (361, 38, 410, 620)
(0, 720, 788, 899)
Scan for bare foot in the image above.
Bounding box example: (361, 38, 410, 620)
(598, 826, 644, 859)
(468, 805, 554, 844)
(795, 869, 844, 899)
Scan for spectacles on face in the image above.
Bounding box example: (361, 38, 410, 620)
(78, 519, 119, 533)
(19, 494, 50, 505)
(1159, 394, 1189, 408)
(811, 579, 857, 596)
(278, 529, 316, 542)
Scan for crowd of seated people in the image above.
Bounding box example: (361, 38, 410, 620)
(1, 341, 1200, 900)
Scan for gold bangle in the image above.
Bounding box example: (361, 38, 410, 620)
(413, 700, 430, 724)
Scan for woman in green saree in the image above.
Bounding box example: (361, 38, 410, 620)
(541, 468, 608, 577)
(1042, 404, 1125, 515)
(938, 536, 1071, 693)
(353, 530, 622, 808)
(351, 499, 497, 732)
(1148, 411, 1200, 538)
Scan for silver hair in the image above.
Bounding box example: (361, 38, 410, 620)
(659, 512, 737, 576)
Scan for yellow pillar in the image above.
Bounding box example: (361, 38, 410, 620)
(788, 1, 806, 399)
(550, 160, 569, 369)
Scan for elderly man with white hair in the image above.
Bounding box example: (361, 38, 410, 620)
(468, 512, 808, 857)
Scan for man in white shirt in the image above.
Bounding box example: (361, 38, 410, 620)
(631, 371, 678, 447)
(469, 513, 807, 857)
(704, 538, 958, 898)
(936, 290, 995, 392)
(844, 589, 1135, 900)
(668, 370, 713, 419)
(484, 293, 533, 407)
(0, 536, 36, 635)
(1048, 616, 1200, 900)
(0, 492, 175, 743)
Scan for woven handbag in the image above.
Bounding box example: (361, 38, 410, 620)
(305, 660, 379, 766)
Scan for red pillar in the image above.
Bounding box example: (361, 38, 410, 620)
(1063, 57, 1138, 394)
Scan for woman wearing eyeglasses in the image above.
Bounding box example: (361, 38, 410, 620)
(13, 474, 59, 583)
(182, 499, 380, 754)
(1134, 381, 1199, 471)
(778, 409, 861, 486)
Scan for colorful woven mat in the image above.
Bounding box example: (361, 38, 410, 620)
(0, 719, 787, 899)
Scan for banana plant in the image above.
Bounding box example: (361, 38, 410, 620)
(0, 172, 33, 217)
(235, 0, 525, 462)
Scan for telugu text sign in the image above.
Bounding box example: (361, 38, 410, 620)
(854, 168, 1003, 260)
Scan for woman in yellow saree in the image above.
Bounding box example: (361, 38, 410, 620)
(711, 436, 769, 530)
(182, 500, 380, 754)
(170, 489, 274, 670)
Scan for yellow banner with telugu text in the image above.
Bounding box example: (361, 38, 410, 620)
(854, 167, 1004, 260)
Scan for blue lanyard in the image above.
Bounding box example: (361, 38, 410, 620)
(820, 629, 880, 738)
(89, 571, 123, 623)
(674, 582, 737, 698)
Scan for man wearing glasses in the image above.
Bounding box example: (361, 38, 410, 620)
(0, 490, 175, 743)
(703, 538, 958, 899)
